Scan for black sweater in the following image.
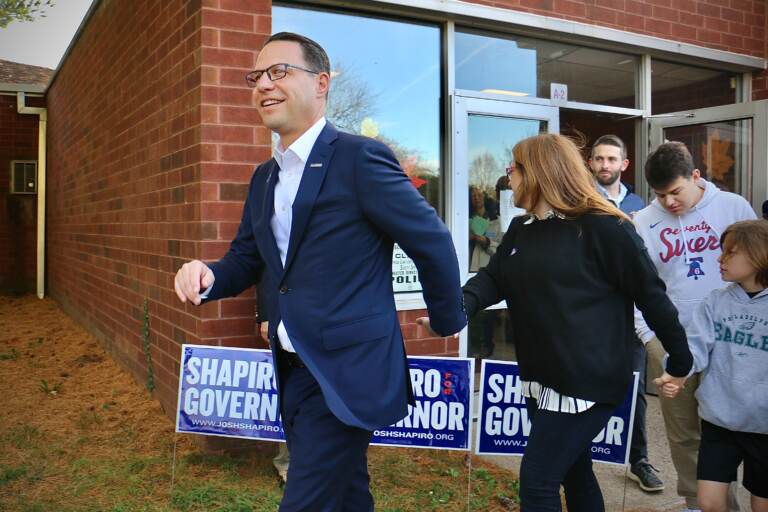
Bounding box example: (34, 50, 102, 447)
(463, 213, 693, 405)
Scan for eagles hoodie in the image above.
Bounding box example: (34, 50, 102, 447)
(633, 179, 756, 342)
(688, 284, 768, 434)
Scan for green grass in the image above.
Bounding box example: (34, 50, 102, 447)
(1, 425, 520, 511)
(38, 379, 62, 395)
(0, 411, 521, 511)
(170, 482, 282, 512)
(2, 424, 41, 449)
(0, 464, 28, 485)
(0, 347, 18, 360)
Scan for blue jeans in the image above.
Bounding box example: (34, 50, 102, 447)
(519, 398, 615, 512)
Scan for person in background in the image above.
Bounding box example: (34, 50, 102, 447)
(468, 185, 501, 358)
(634, 141, 756, 512)
(590, 134, 644, 216)
(588, 134, 662, 492)
(469, 185, 491, 269)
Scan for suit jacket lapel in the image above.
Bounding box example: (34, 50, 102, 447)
(254, 159, 283, 276)
(281, 124, 338, 278)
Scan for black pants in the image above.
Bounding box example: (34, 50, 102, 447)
(519, 398, 615, 512)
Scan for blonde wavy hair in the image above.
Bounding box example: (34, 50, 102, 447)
(512, 133, 629, 221)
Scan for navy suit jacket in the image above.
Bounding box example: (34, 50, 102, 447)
(206, 123, 466, 430)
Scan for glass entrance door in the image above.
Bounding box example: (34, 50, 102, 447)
(648, 101, 768, 211)
(452, 95, 559, 359)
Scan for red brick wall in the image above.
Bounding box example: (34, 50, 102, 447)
(0, 94, 42, 294)
(195, 0, 272, 360)
(46, 0, 221, 413)
(466, 0, 768, 99)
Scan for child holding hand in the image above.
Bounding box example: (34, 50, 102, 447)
(686, 219, 768, 512)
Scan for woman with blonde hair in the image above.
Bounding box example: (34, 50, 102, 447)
(463, 134, 693, 511)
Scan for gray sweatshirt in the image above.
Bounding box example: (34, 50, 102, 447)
(688, 283, 768, 434)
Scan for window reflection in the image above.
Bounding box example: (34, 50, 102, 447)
(663, 120, 752, 196)
(467, 114, 539, 272)
(651, 60, 737, 115)
(456, 29, 637, 107)
(465, 115, 541, 360)
(456, 31, 536, 97)
(273, 6, 442, 295)
(273, 5, 443, 212)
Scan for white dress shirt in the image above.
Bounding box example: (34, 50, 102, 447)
(597, 182, 627, 208)
(270, 117, 327, 352)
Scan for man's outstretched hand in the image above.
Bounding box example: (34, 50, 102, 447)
(174, 260, 214, 305)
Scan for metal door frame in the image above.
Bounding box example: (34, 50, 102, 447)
(452, 93, 559, 357)
(647, 101, 768, 212)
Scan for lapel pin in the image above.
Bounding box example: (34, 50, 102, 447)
(309, 163, 323, 168)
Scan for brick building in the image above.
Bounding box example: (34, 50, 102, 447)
(18, 0, 768, 416)
(0, 60, 52, 295)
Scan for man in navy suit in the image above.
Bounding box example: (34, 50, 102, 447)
(174, 32, 466, 511)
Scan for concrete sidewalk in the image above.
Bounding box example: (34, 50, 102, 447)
(481, 394, 751, 512)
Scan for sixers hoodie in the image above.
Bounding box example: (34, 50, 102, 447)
(633, 179, 756, 342)
(687, 284, 768, 434)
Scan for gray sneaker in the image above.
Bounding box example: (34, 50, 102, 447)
(629, 459, 665, 492)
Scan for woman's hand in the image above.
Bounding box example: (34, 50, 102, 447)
(653, 372, 686, 399)
(415, 317, 460, 339)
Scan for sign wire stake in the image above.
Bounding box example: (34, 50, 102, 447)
(466, 453, 473, 512)
(170, 433, 179, 495)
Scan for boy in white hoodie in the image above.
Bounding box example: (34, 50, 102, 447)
(686, 220, 768, 512)
(634, 142, 756, 512)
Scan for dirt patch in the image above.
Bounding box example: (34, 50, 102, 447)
(73, 353, 105, 365)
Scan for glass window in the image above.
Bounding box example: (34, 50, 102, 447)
(273, 6, 442, 295)
(559, 109, 637, 189)
(10, 161, 37, 194)
(465, 115, 540, 361)
(273, 6, 443, 212)
(651, 60, 737, 115)
(662, 120, 752, 197)
(466, 115, 539, 272)
(456, 29, 637, 108)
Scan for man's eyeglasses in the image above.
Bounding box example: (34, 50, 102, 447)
(245, 63, 320, 87)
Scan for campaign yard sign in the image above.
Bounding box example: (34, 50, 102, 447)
(372, 356, 474, 450)
(176, 345, 284, 441)
(176, 346, 473, 450)
(475, 360, 638, 465)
